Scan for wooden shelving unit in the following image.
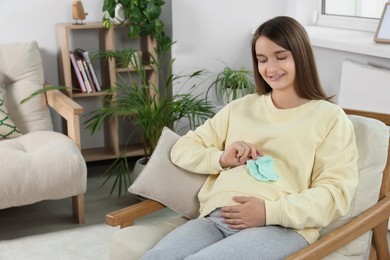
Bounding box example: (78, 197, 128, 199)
(56, 22, 157, 162)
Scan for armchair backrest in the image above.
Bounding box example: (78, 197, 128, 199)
(319, 114, 389, 258)
(0, 41, 52, 134)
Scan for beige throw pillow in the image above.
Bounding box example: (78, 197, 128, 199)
(0, 87, 21, 139)
(128, 127, 208, 219)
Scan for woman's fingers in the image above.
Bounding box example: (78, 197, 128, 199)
(220, 141, 263, 168)
(235, 141, 260, 162)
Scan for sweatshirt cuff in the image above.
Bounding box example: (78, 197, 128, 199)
(209, 149, 224, 174)
(264, 200, 283, 226)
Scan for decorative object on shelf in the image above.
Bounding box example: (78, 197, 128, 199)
(206, 65, 255, 105)
(105, 3, 127, 25)
(102, 0, 172, 52)
(91, 48, 142, 68)
(72, 0, 88, 25)
(374, 2, 390, 43)
(85, 56, 215, 197)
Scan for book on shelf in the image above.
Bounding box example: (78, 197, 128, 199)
(69, 51, 87, 93)
(82, 59, 95, 91)
(76, 58, 93, 93)
(74, 48, 102, 92)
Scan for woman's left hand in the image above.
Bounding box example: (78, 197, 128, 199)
(220, 196, 266, 229)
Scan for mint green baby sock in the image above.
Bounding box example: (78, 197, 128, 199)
(246, 155, 279, 182)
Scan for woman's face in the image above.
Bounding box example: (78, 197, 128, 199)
(255, 36, 296, 94)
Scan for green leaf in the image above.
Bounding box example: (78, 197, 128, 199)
(20, 86, 67, 104)
(129, 6, 143, 22)
(102, 0, 117, 17)
(128, 25, 140, 38)
(144, 2, 161, 21)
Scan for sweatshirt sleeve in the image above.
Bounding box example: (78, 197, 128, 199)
(170, 105, 231, 175)
(265, 111, 359, 229)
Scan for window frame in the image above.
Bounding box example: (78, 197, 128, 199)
(316, 0, 382, 32)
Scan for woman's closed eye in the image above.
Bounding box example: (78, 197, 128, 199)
(276, 56, 287, 61)
(257, 56, 287, 64)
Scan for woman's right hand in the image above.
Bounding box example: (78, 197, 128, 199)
(219, 141, 262, 168)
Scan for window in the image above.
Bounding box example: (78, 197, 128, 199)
(317, 0, 389, 32)
(324, 0, 387, 19)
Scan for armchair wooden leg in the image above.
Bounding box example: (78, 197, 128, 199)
(372, 220, 390, 260)
(72, 194, 85, 224)
(369, 243, 377, 260)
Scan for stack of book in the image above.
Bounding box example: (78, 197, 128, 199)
(70, 48, 102, 93)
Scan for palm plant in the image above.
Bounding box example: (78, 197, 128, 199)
(206, 66, 255, 104)
(91, 48, 142, 68)
(84, 55, 215, 196)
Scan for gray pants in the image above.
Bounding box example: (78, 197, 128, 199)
(141, 209, 308, 260)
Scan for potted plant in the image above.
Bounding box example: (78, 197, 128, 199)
(84, 55, 215, 197)
(206, 66, 255, 104)
(91, 48, 142, 68)
(102, 0, 172, 53)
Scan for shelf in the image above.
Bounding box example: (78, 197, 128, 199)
(116, 64, 155, 73)
(56, 22, 106, 30)
(72, 91, 109, 98)
(56, 22, 158, 163)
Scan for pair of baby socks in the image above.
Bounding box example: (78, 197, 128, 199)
(246, 155, 279, 182)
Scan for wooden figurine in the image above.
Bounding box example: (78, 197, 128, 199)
(72, 0, 88, 25)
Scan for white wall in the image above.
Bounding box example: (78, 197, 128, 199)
(2, 0, 388, 143)
(171, 0, 287, 104)
(171, 0, 390, 108)
(0, 0, 105, 133)
(169, 0, 325, 102)
(0, 0, 104, 85)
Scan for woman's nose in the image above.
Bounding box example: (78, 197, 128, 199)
(266, 59, 278, 73)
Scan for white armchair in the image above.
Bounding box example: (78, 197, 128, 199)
(0, 41, 87, 223)
(106, 112, 390, 259)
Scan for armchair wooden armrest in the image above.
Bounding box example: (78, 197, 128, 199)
(106, 199, 166, 228)
(44, 85, 84, 148)
(287, 196, 390, 260)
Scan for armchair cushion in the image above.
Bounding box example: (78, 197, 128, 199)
(129, 127, 208, 219)
(320, 115, 389, 257)
(0, 87, 21, 139)
(110, 217, 188, 260)
(0, 41, 52, 134)
(0, 130, 87, 209)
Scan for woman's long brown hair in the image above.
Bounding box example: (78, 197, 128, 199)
(251, 16, 332, 101)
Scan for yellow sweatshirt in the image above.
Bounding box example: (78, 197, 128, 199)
(171, 93, 358, 244)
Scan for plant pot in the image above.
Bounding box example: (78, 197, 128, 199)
(108, 4, 127, 25)
(132, 157, 148, 182)
(222, 88, 249, 104)
(132, 157, 148, 201)
(115, 50, 143, 69)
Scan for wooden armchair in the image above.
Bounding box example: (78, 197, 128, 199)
(106, 109, 390, 259)
(0, 41, 87, 224)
